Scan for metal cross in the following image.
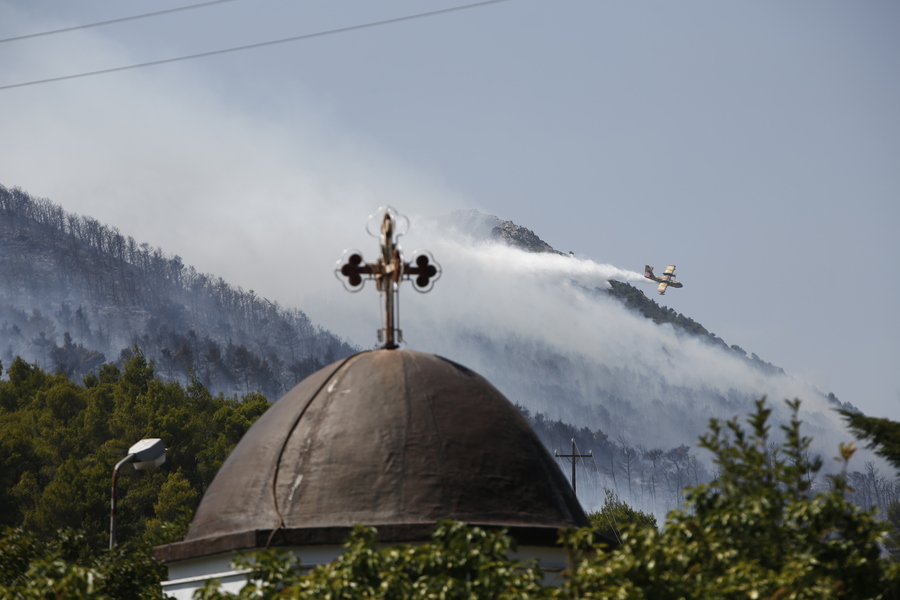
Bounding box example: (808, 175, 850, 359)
(335, 206, 440, 349)
(555, 438, 592, 496)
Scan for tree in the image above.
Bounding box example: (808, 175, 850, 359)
(841, 408, 900, 471)
(0, 527, 164, 599)
(885, 500, 900, 561)
(586, 489, 657, 545)
(562, 398, 898, 599)
(0, 355, 270, 552)
(50, 331, 106, 379)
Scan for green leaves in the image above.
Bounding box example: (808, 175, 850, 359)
(293, 522, 547, 600)
(0, 357, 270, 552)
(840, 408, 900, 472)
(0, 527, 164, 600)
(587, 489, 657, 544)
(199, 522, 550, 600)
(562, 398, 898, 600)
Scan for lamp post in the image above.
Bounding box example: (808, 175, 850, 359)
(110, 438, 166, 550)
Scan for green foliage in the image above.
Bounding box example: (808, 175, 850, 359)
(841, 410, 900, 566)
(562, 398, 898, 599)
(143, 470, 199, 546)
(0, 355, 270, 552)
(885, 500, 900, 561)
(841, 408, 900, 472)
(0, 527, 164, 599)
(587, 489, 657, 543)
(196, 521, 550, 600)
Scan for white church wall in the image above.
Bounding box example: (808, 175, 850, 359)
(161, 543, 570, 597)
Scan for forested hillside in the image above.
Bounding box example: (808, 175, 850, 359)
(0, 185, 841, 406)
(448, 209, 806, 382)
(1, 184, 870, 520)
(0, 184, 355, 398)
(519, 400, 898, 521)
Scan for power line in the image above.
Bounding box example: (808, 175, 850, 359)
(0, 0, 514, 92)
(0, 0, 241, 44)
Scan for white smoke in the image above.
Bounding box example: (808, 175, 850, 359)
(372, 220, 848, 440)
(382, 225, 862, 513)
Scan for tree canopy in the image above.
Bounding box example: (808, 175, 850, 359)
(0, 352, 269, 552)
(841, 408, 900, 472)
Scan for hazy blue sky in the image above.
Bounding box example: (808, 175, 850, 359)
(1, 0, 898, 420)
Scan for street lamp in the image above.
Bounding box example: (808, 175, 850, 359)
(110, 438, 167, 550)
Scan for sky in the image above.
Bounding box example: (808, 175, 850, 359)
(1, 0, 898, 422)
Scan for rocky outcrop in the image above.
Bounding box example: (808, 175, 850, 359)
(448, 209, 562, 254)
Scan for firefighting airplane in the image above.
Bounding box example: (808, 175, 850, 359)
(644, 265, 683, 295)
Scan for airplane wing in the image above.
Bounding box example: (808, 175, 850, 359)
(646, 264, 679, 294)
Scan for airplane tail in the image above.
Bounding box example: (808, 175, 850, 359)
(644, 265, 654, 278)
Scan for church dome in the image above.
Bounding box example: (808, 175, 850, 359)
(156, 350, 587, 562)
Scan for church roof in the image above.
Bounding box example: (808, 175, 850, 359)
(155, 350, 588, 562)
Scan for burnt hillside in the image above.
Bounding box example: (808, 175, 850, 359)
(0, 184, 355, 397)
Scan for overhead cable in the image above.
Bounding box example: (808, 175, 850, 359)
(0, 0, 241, 44)
(0, 0, 514, 92)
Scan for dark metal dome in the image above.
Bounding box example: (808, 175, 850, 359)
(155, 350, 587, 562)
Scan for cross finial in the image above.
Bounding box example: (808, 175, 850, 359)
(335, 206, 441, 349)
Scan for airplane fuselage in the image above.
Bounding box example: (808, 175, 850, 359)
(649, 278, 682, 288)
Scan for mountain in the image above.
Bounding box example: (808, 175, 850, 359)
(0, 184, 355, 399)
(391, 208, 876, 511)
(1, 186, 878, 517)
(444, 209, 841, 382)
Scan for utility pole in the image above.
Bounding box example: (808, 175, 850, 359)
(555, 438, 592, 495)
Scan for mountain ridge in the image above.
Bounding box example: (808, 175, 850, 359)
(0, 184, 874, 516)
(446, 208, 853, 412)
(0, 186, 854, 416)
(0, 184, 355, 398)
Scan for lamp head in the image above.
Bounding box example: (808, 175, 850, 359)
(128, 438, 166, 470)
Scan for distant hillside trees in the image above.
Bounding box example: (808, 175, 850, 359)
(0, 184, 354, 397)
(519, 404, 711, 516)
(519, 400, 900, 521)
